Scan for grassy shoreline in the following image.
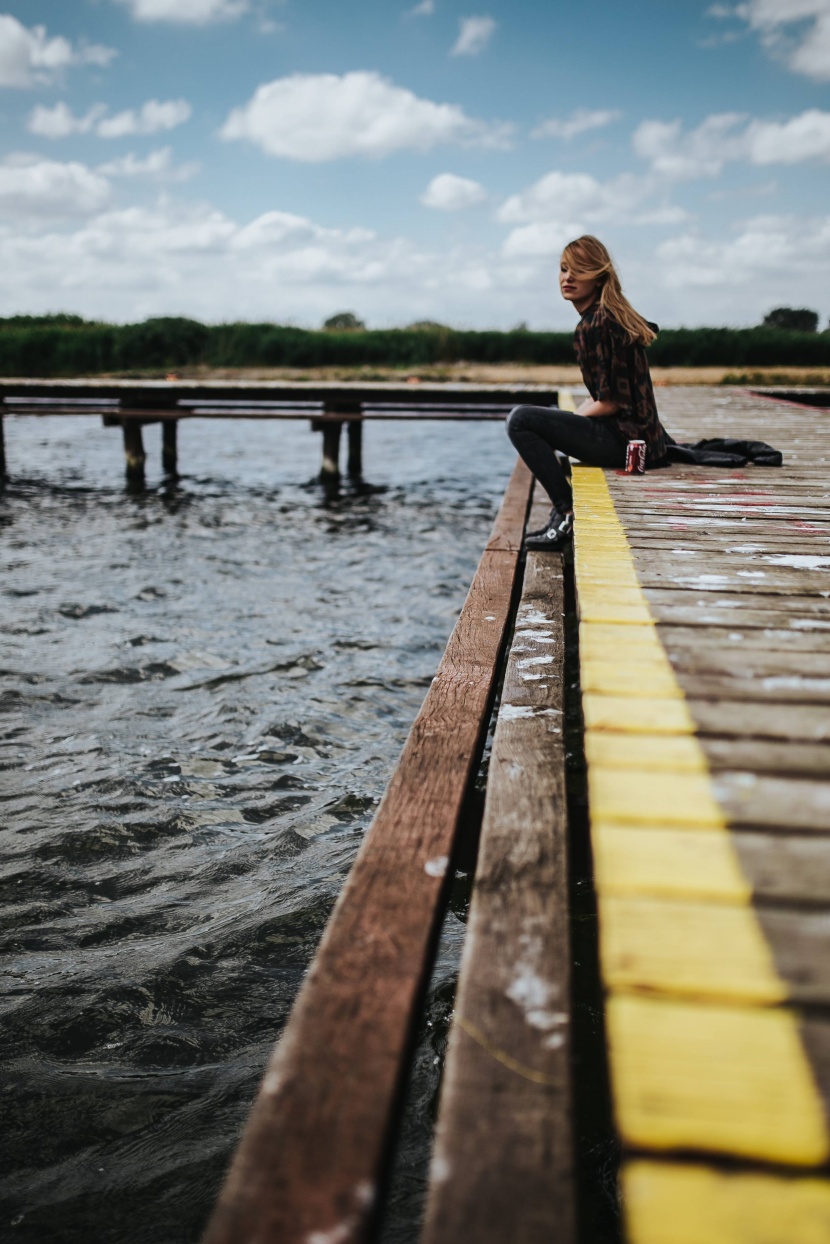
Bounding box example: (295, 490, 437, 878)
(52, 363, 830, 387)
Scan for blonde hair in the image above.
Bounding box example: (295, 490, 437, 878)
(561, 235, 656, 346)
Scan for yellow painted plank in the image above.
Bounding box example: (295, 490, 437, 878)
(577, 601, 655, 625)
(588, 768, 725, 827)
(582, 693, 696, 733)
(599, 894, 784, 1003)
(585, 733, 707, 773)
(608, 995, 830, 1166)
(575, 583, 649, 605)
(592, 825, 751, 901)
(579, 628, 664, 662)
(623, 1160, 830, 1244)
(581, 662, 683, 698)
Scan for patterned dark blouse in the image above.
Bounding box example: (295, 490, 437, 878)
(574, 302, 668, 465)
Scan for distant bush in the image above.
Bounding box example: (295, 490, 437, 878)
(2, 314, 830, 376)
(762, 307, 819, 333)
(322, 312, 366, 331)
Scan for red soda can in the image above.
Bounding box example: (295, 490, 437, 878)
(625, 440, 646, 474)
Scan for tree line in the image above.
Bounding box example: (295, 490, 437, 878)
(1, 311, 829, 376)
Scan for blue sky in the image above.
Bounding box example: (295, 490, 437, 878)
(1, 0, 829, 329)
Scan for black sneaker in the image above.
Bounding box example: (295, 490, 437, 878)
(525, 507, 558, 540)
(524, 509, 574, 550)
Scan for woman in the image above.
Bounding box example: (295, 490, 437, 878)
(506, 235, 669, 550)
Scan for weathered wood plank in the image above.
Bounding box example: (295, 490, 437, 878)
(607, 994, 829, 1166)
(201, 460, 533, 1244)
(622, 1159, 830, 1244)
(422, 518, 575, 1244)
(734, 833, 830, 903)
(686, 698, 830, 741)
(711, 772, 830, 831)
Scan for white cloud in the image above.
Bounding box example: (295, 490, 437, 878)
(0, 154, 111, 217)
(421, 172, 486, 210)
(220, 71, 510, 161)
(0, 15, 116, 88)
(633, 114, 747, 178)
(730, 0, 830, 80)
(451, 16, 496, 55)
(28, 98, 191, 139)
(501, 221, 580, 259)
(409, 0, 435, 13)
(112, 0, 249, 23)
(97, 99, 193, 138)
(0, 177, 826, 331)
(28, 102, 108, 138)
(97, 147, 199, 181)
(747, 109, 830, 163)
(498, 171, 606, 224)
(532, 108, 621, 141)
(496, 169, 687, 257)
(634, 109, 830, 178)
(656, 213, 830, 293)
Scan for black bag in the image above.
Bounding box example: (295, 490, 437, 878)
(665, 435, 782, 467)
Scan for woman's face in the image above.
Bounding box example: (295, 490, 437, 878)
(559, 258, 600, 309)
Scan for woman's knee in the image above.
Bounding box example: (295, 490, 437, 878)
(506, 404, 536, 442)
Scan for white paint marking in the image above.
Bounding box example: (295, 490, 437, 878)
(425, 855, 449, 878)
(767, 555, 830, 570)
(430, 1155, 451, 1183)
(501, 704, 563, 720)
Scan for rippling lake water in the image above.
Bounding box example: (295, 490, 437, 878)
(0, 413, 515, 1243)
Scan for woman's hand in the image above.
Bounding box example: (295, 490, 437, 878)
(577, 397, 619, 418)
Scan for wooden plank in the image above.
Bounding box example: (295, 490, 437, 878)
(588, 730, 830, 777)
(677, 672, 830, 706)
(200, 460, 533, 1244)
(686, 698, 830, 742)
(1, 378, 557, 408)
(711, 772, 830, 832)
(607, 994, 829, 1166)
(422, 513, 575, 1244)
(593, 825, 830, 906)
(623, 1160, 830, 1244)
(658, 625, 830, 653)
(734, 833, 830, 903)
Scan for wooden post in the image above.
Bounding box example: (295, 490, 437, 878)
(347, 420, 363, 477)
(122, 420, 146, 480)
(0, 413, 5, 478)
(320, 420, 343, 480)
(162, 419, 178, 476)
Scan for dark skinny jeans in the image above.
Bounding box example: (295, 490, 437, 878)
(506, 404, 626, 511)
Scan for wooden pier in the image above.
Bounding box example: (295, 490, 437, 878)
(0, 379, 556, 483)
(5, 377, 830, 1239)
(194, 385, 830, 1244)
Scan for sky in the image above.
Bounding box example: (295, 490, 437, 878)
(1, 0, 829, 329)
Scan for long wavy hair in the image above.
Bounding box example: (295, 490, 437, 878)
(561, 235, 656, 346)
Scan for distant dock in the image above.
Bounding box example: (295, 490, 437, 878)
(0, 379, 557, 482)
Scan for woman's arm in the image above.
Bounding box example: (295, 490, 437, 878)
(576, 397, 619, 418)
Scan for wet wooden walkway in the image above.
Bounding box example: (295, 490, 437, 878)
(573, 386, 830, 1241)
(189, 383, 830, 1242)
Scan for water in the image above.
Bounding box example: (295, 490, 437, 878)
(0, 413, 514, 1243)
